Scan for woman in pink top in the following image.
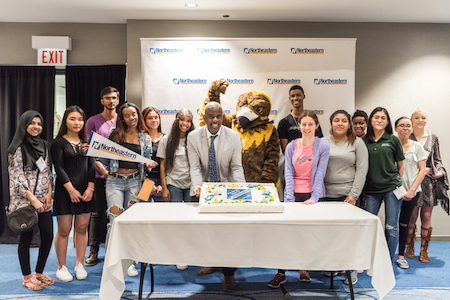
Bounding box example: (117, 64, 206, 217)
(284, 110, 330, 203)
(268, 110, 330, 288)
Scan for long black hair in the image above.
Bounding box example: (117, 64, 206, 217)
(57, 105, 87, 142)
(165, 109, 194, 173)
(363, 107, 393, 144)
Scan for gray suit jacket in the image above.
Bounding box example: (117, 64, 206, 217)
(187, 126, 245, 189)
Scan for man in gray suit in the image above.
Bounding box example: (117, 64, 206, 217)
(187, 102, 245, 292)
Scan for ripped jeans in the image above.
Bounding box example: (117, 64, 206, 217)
(364, 191, 402, 263)
(105, 175, 142, 248)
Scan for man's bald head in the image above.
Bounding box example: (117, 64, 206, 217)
(204, 102, 223, 115)
(204, 102, 223, 134)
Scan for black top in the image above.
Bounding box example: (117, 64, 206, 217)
(146, 135, 164, 179)
(50, 137, 95, 215)
(119, 142, 140, 169)
(278, 114, 323, 143)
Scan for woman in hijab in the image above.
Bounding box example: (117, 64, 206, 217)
(8, 110, 54, 290)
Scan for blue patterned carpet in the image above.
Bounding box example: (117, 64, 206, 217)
(1, 240, 449, 299)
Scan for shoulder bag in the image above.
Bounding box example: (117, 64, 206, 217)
(6, 170, 40, 232)
(431, 152, 450, 215)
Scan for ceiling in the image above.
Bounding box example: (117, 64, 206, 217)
(2, 0, 450, 24)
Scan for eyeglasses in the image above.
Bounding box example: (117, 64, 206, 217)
(397, 124, 412, 129)
(103, 96, 118, 100)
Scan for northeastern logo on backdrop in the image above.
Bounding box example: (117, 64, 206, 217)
(314, 78, 348, 85)
(291, 48, 324, 54)
(221, 78, 254, 84)
(244, 48, 277, 54)
(267, 78, 301, 85)
(159, 109, 178, 115)
(149, 48, 183, 54)
(173, 78, 207, 84)
(197, 48, 230, 54)
(313, 110, 324, 115)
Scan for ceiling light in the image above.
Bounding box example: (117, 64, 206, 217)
(185, 3, 198, 8)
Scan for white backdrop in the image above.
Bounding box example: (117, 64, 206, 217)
(141, 38, 356, 134)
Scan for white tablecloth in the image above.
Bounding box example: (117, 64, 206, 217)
(99, 202, 395, 299)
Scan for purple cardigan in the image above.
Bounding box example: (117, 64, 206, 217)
(284, 137, 330, 202)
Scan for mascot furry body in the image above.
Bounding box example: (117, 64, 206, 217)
(200, 81, 279, 184)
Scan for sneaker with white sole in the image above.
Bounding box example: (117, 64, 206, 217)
(127, 264, 138, 277)
(267, 272, 286, 288)
(176, 265, 188, 270)
(396, 258, 409, 269)
(74, 263, 87, 280)
(343, 270, 358, 285)
(299, 270, 311, 282)
(56, 265, 73, 282)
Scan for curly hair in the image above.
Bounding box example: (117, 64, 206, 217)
(165, 108, 194, 173)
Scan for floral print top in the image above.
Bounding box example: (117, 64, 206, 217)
(8, 147, 52, 212)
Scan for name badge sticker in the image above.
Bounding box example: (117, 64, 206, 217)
(36, 157, 46, 172)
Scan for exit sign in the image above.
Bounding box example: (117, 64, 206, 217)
(37, 49, 67, 66)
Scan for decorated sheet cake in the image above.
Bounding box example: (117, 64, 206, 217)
(199, 182, 282, 213)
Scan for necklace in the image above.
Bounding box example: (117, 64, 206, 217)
(291, 114, 299, 128)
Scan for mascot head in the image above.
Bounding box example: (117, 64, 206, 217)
(235, 90, 272, 127)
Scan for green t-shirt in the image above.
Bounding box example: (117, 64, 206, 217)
(365, 132, 405, 193)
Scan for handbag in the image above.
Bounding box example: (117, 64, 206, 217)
(435, 177, 449, 215)
(6, 170, 40, 233)
(431, 153, 450, 215)
(6, 204, 38, 232)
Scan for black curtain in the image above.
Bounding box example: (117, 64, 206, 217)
(0, 66, 55, 243)
(65, 65, 126, 119)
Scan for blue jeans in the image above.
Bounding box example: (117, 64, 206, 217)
(105, 175, 142, 247)
(364, 191, 402, 262)
(167, 184, 191, 202)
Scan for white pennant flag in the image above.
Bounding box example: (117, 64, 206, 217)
(85, 132, 154, 164)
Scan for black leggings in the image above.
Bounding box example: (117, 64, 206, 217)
(18, 210, 53, 276)
(294, 193, 311, 202)
(278, 193, 312, 274)
(398, 193, 419, 256)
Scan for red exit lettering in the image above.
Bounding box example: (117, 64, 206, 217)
(41, 50, 65, 64)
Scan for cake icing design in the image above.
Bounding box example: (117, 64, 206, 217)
(199, 182, 282, 213)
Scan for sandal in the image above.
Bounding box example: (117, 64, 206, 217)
(35, 274, 55, 286)
(23, 277, 44, 291)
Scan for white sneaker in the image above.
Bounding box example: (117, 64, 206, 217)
(56, 265, 73, 282)
(74, 263, 88, 280)
(127, 264, 138, 277)
(343, 270, 358, 285)
(176, 265, 188, 270)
